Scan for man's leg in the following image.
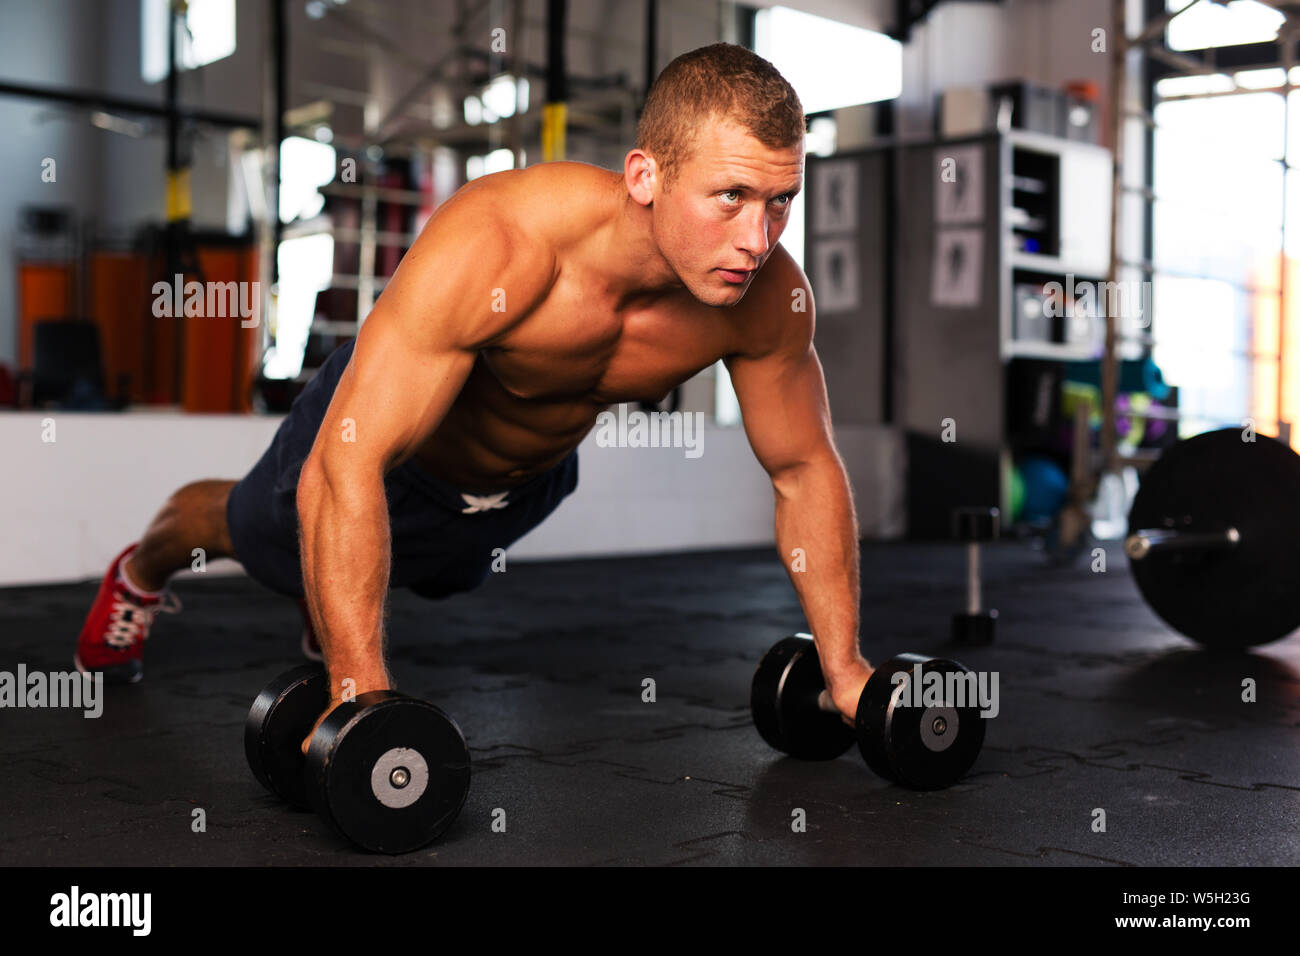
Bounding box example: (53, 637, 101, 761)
(124, 479, 238, 591)
(75, 479, 239, 683)
(78, 340, 364, 683)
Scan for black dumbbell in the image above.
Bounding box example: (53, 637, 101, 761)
(751, 634, 986, 790)
(952, 506, 998, 644)
(245, 664, 471, 853)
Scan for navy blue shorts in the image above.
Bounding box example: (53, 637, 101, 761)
(226, 338, 579, 599)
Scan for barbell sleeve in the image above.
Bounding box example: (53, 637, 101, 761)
(1125, 527, 1241, 560)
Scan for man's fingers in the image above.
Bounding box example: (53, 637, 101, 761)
(300, 709, 334, 755)
(817, 688, 858, 725)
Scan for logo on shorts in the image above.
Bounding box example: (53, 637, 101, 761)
(461, 492, 510, 514)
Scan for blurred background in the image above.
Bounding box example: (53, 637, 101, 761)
(2, 0, 1297, 578)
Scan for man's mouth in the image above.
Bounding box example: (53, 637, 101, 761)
(717, 268, 753, 284)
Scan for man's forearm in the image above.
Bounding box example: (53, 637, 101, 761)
(297, 459, 393, 700)
(773, 455, 864, 677)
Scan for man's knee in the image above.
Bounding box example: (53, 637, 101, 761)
(163, 479, 237, 553)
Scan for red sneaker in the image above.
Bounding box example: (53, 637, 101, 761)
(75, 544, 181, 684)
(297, 598, 322, 662)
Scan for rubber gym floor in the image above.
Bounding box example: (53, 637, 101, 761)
(2, 540, 1297, 866)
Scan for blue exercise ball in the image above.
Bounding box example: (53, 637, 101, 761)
(1018, 456, 1069, 522)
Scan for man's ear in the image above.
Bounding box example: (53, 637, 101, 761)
(624, 150, 656, 207)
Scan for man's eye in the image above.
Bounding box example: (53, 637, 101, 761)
(771, 194, 791, 207)
(721, 190, 741, 203)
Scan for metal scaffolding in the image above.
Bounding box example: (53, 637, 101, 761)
(255, 0, 643, 373)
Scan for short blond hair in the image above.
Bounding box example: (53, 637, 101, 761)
(635, 43, 805, 188)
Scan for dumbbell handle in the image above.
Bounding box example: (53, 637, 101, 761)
(1125, 526, 1240, 560)
(966, 542, 982, 614)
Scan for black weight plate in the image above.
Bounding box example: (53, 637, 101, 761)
(306, 692, 471, 854)
(751, 634, 856, 761)
(855, 654, 986, 790)
(245, 664, 328, 809)
(1127, 428, 1300, 648)
(952, 507, 999, 541)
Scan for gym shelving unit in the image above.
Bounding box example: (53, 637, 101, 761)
(803, 128, 1112, 539)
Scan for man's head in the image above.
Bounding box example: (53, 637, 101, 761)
(625, 43, 805, 307)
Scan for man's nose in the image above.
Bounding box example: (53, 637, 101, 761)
(736, 206, 771, 259)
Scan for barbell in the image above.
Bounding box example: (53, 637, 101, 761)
(1125, 427, 1300, 649)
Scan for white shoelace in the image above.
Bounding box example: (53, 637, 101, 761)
(105, 589, 183, 649)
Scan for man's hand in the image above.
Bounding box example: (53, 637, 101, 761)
(819, 656, 873, 727)
(299, 676, 393, 755)
(301, 708, 331, 757)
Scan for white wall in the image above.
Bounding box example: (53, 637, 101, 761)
(0, 411, 903, 587)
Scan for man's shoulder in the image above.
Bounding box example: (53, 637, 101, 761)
(752, 244, 810, 296)
(454, 162, 613, 244)
(727, 244, 815, 359)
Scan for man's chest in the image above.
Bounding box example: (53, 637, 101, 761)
(478, 292, 737, 406)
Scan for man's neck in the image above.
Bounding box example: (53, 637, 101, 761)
(583, 171, 685, 310)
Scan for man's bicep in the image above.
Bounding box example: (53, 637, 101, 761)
(726, 342, 838, 479)
(313, 320, 478, 476)
(307, 191, 549, 475)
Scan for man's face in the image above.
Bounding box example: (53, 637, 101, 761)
(650, 120, 804, 307)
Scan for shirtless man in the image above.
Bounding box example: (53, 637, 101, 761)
(74, 42, 873, 743)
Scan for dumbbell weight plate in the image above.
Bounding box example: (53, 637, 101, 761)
(855, 654, 985, 790)
(245, 664, 328, 809)
(751, 634, 856, 760)
(1127, 428, 1300, 648)
(305, 691, 471, 854)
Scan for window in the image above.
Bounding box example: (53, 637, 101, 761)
(141, 0, 236, 83)
(279, 137, 336, 223)
(754, 6, 902, 115)
(1150, 0, 1300, 440)
(264, 138, 337, 379)
(1166, 0, 1284, 52)
(466, 148, 518, 181)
